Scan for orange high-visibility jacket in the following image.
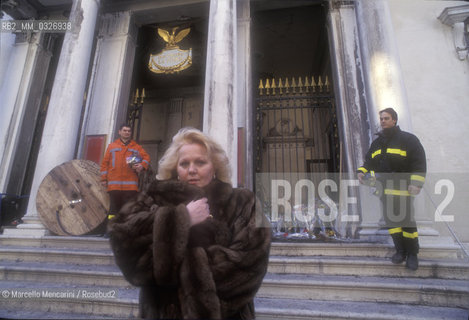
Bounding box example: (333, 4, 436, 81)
(100, 139, 150, 191)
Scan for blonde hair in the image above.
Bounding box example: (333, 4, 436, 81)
(156, 127, 232, 184)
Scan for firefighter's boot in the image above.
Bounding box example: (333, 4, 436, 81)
(403, 233, 419, 271)
(406, 253, 418, 270)
(391, 233, 406, 264)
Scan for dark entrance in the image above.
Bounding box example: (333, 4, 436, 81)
(251, 2, 342, 240)
(251, 2, 338, 175)
(127, 9, 209, 169)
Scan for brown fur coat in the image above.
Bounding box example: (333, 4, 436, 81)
(109, 179, 271, 319)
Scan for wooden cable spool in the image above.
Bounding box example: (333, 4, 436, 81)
(36, 160, 109, 236)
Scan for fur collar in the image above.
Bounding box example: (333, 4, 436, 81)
(145, 179, 233, 217)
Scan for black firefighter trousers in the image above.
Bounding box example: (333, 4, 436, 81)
(381, 192, 419, 255)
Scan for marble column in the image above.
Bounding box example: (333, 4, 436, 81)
(1, 31, 57, 239)
(355, 0, 440, 242)
(236, 0, 253, 189)
(0, 32, 47, 192)
(8, 0, 101, 236)
(203, 0, 238, 186)
(356, 0, 412, 132)
(328, 0, 369, 238)
(77, 11, 137, 153)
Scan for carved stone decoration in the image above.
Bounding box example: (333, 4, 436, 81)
(438, 4, 469, 61)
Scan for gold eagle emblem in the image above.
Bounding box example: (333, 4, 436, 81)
(157, 27, 191, 48)
(149, 26, 193, 74)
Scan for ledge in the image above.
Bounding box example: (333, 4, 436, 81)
(438, 4, 469, 26)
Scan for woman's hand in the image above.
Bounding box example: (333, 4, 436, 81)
(186, 198, 211, 226)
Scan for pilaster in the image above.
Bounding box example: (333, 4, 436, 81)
(9, 0, 101, 236)
(355, 0, 411, 132)
(203, 0, 238, 186)
(78, 11, 138, 151)
(0, 33, 37, 192)
(327, 0, 367, 238)
(353, 0, 442, 243)
(236, 0, 252, 189)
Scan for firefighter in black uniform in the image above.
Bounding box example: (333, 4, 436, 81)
(357, 108, 426, 270)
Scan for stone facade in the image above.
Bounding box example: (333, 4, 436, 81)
(0, 0, 468, 247)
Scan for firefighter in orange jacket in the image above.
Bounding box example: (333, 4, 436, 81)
(100, 124, 150, 225)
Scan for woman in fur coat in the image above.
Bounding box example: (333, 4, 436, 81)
(109, 127, 271, 319)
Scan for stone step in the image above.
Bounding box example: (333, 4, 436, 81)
(4, 260, 467, 310)
(1, 235, 467, 319)
(2, 248, 467, 284)
(0, 235, 110, 251)
(1, 281, 467, 320)
(2, 245, 467, 281)
(1, 238, 465, 267)
(269, 241, 463, 260)
(255, 297, 469, 320)
(0, 247, 115, 265)
(0, 235, 464, 260)
(259, 273, 469, 309)
(0, 261, 130, 287)
(0, 280, 139, 318)
(268, 255, 469, 280)
(0, 310, 112, 319)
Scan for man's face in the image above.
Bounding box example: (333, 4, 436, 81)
(118, 126, 132, 141)
(380, 112, 397, 129)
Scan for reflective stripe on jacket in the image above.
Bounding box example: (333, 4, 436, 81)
(357, 126, 426, 189)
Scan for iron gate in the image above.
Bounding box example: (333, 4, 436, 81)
(254, 75, 343, 240)
(254, 75, 339, 175)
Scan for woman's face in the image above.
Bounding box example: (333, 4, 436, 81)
(177, 143, 215, 188)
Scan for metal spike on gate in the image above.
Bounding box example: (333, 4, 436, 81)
(134, 88, 139, 104)
(271, 78, 276, 95)
(298, 77, 303, 93)
(304, 77, 310, 93)
(259, 79, 264, 96)
(311, 76, 317, 93)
